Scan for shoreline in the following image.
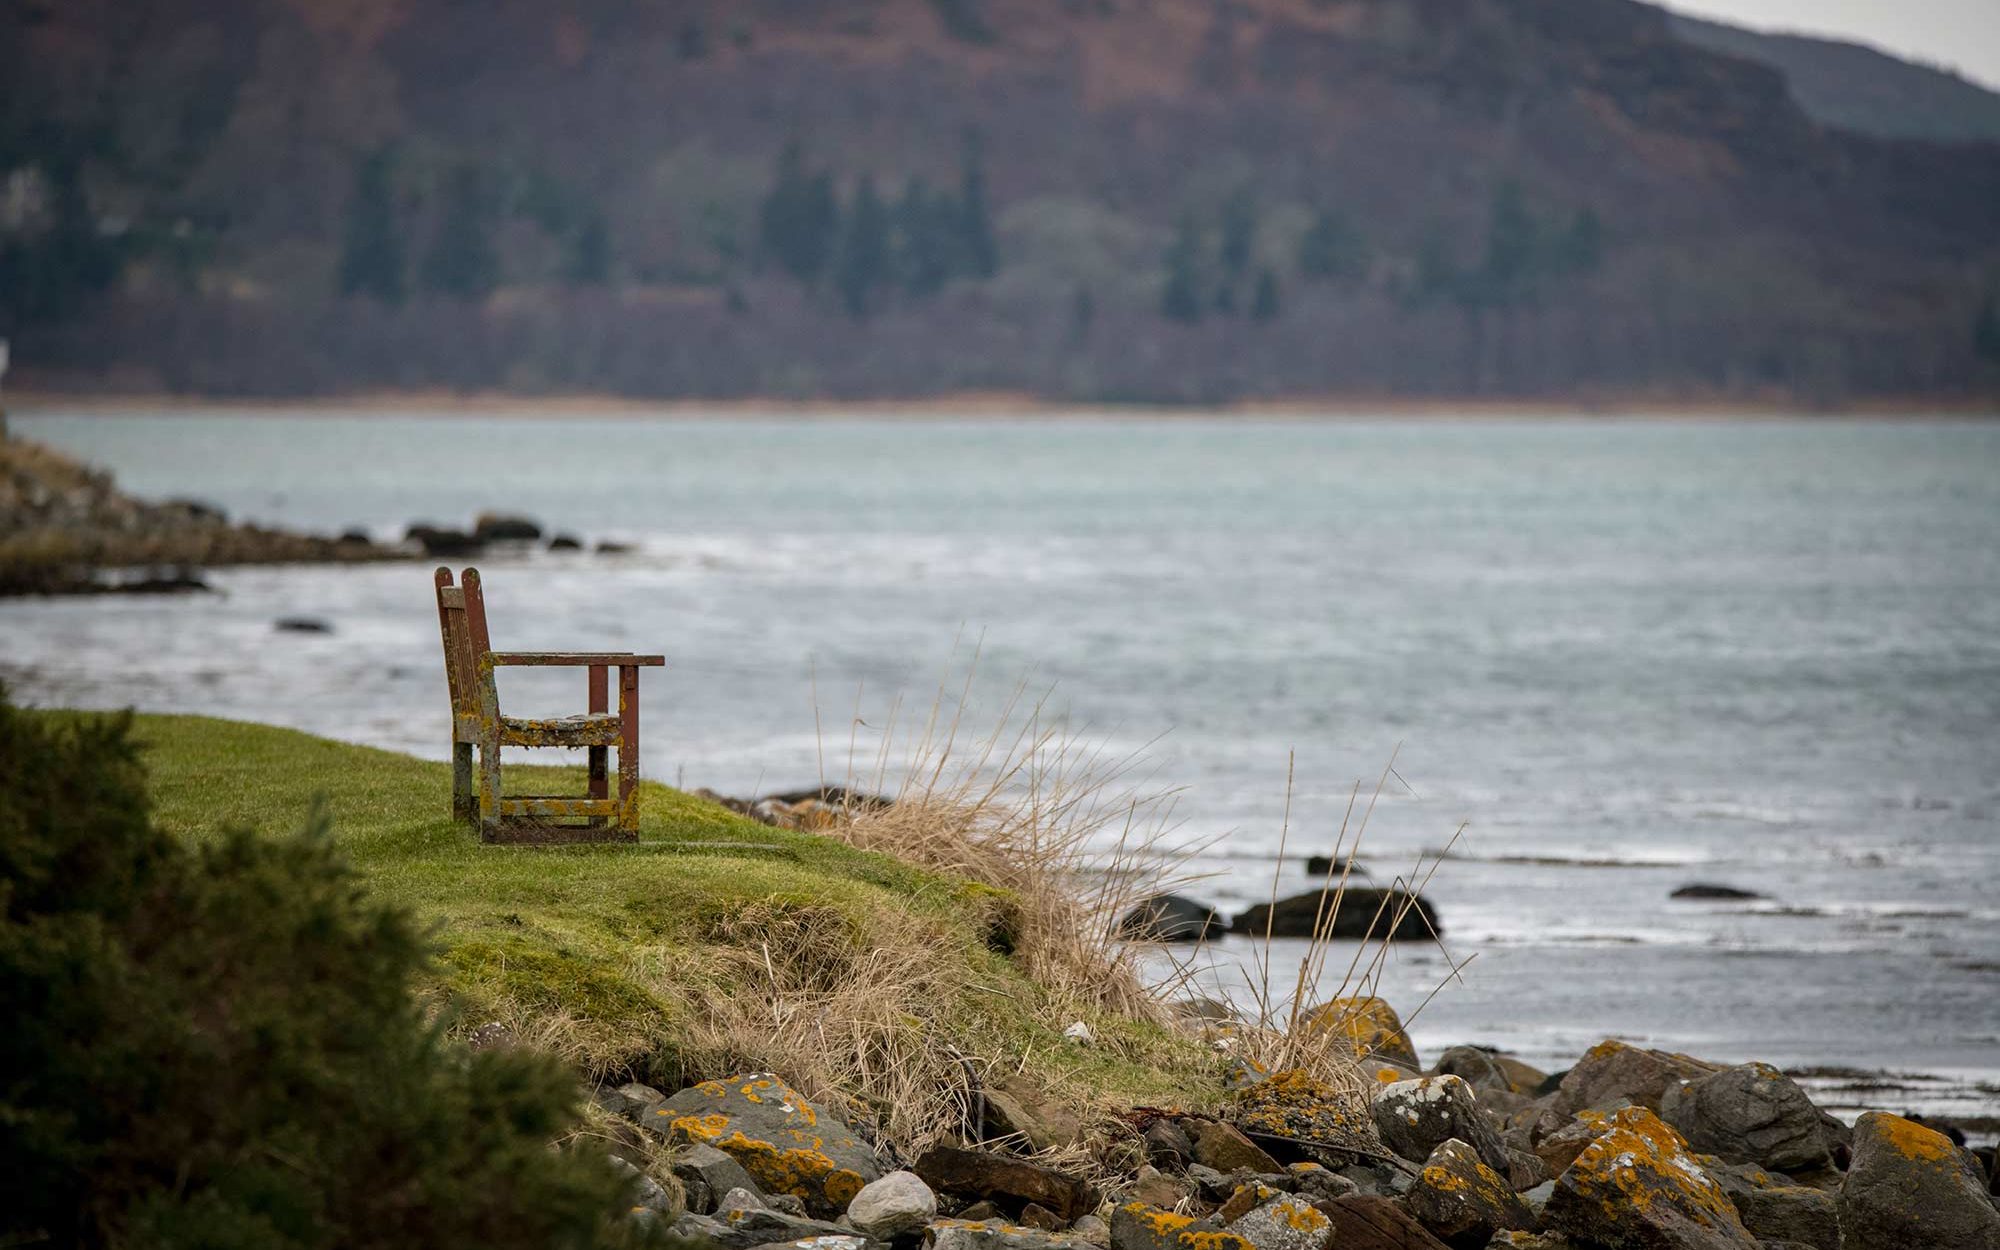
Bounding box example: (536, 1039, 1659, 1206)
(9, 387, 1999, 420)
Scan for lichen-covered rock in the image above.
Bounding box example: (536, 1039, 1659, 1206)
(1224, 1193, 1335, 1250)
(915, 1146, 1099, 1222)
(1188, 1120, 1283, 1174)
(928, 1221, 1093, 1250)
(1403, 1139, 1535, 1249)
(1836, 1111, 2000, 1250)
(1300, 997, 1422, 1068)
(1233, 1069, 1376, 1153)
(849, 1171, 939, 1238)
(1434, 1048, 1546, 1097)
(666, 1203, 863, 1250)
(1548, 1041, 1719, 1121)
(1109, 1203, 1256, 1250)
(1371, 1077, 1511, 1174)
(1659, 1063, 1829, 1174)
(1540, 1107, 1757, 1250)
(1705, 1162, 1835, 1250)
(653, 1073, 881, 1218)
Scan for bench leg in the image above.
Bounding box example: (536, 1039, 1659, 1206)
(452, 741, 476, 824)
(477, 738, 504, 842)
(587, 665, 608, 828)
(618, 665, 640, 836)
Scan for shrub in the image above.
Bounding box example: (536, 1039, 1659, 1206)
(0, 694, 643, 1249)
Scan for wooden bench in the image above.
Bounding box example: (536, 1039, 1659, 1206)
(433, 567, 664, 843)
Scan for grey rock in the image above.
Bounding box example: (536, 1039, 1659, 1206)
(653, 1073, 881, 1217)
(674, 1142, 764, 1214)
(597, 1081, 667, 1121)
(1286, 1162, 1358, 1204)
(1072, 1215, 1110, 1247)
(1224, 1194, 1335, 1250)
(1547, 1040, 1718, 1121)
(608, 1155, 683, 1217)
(1660, 1063, 1830, 1173)
(930, 1218, 1092, 1250)
(1187, 1165, 1237, 1202)
(849, 1172, 939, 1239)
(747, 1238, 877, 1250)
(1518, 1181, 1555, 1211)
(473, 512, 544, 542)
(1837, 1111, 2000, 1250)
(1144, 1119, 1195, 1168)
(1229, 888, 1440, 941)
(1188, 1120, 1282, 1174)
(1371, 1077, 1511, 1174)
(669, 1207, 862, 1250)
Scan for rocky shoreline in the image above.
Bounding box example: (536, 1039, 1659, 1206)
(568, 1000, 2000, 1250)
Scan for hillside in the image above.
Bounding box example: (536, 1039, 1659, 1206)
(1668, 12, 2000, 144)
(4, 0, 1999, 405)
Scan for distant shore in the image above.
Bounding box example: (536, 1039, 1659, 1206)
(9, 388, 1999, 420)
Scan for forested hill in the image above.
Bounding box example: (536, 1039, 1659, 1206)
(5, 0, 1999, 406)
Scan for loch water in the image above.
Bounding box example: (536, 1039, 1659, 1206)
(7, 410, 1998, 1131)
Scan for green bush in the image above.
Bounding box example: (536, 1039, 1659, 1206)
(0, 695, 643, 1249)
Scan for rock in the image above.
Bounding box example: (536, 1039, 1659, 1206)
(1064, 1022, 1095, 1045)
(1229, 889, 1440, 941)
(595, 539, 634, 554)
(1144, 1119, 1195, 1168)
(1300, 997, 1422, 1069)
(1371, 1077, 1511, 1175)
(914, 1146, 1099, 1222)
(1233, 1069, 1375, 1151)
(1188, 1120, 1283, 1174)
(672, 1142, 763, 1214)
(956, 1202, 1004, 1222)
(1836, 1111, 2000, 1250)
(1128, 1169, 1193, 1211)
(465, 1021, 516, 1050)
(1072, 1214, 1111, 1247)
(1119, 894, 1226, 942)
(930, 1218, 1093, 1250)
(1225, 1193, 1335, 1250)
(406, 523, 485, 556)
(1433, 1048, 1548, 1097)
(1403, 1139, 1534, 1249)
(609, 1154, 687, 1219)
(1109, 1203, 1254, 1250)
(1223, 1056, 1274, 1093)
(1219, 1182, 1286, 1224)
(1547, 1039, 1719, 1120)
(1533, 1114, 1610, 1177)
(1176, 997, 1238, 1022)
(549, 533, 583, 551)
(1287, 1162, 1358, 1204)
(1317, 1195, 1452, 1249)
(666, 1204, 860, 1250)
(984, 1077, 1082, 1151)
(749, 1238, 876, 1250)
(1659, 1063, 1830, 1173)
(274, 616, 332, 633)
(337, 527, 373, 545)
(1669, 884, 1764, 901)
(1540, 1106, 1757, 1249)
(1707, 1162, 1836, 1250)
(473, 512, 543, 542)
(849, 1171, 939, 1238)
(1020, 1204, 1066, 1232)
(1186, 1164, 1239, 1202)
(1482, 1235, 1576, 1249)
(596, 1081, 667, 1121)
(651, 1073, 882, 1217)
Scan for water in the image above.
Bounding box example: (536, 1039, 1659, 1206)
(6, 409, 1999, 1128)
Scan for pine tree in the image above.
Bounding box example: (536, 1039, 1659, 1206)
(1251, 267, 1280, 322)
(1298, 207, 1365, 284)
(338, 148, 406, 304)
(758, 141, 841, 285)
(835, 175, 891, 318)
(957, 133, 998, 279)
(1161, 214, 1205, 323)
(420, 162, 499, 300)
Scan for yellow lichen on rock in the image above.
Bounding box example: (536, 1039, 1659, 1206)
(1299, 996, 1420, 1068)
(1543, 1106, 1758, 1249)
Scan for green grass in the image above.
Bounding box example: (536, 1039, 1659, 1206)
(115, 713, 1225, 1139)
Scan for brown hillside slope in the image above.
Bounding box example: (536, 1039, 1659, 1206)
(4, 0, 1998, 403)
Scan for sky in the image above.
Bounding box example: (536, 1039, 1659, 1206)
(1664, 0, 2000, 91)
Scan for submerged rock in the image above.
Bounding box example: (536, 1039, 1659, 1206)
(651, 1073, 880, 1217)
(1117, 894, 1225, 942)
(473, 512, 543, 541)
(1836, 1111, 2000, 1250)
(1229, 888, 1439, 942)
(1669, 884, 1764, 900)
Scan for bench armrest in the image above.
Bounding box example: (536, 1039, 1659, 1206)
(486, 652, 666, 667)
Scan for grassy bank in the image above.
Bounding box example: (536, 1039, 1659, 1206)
(121, 713, 1230, 1154)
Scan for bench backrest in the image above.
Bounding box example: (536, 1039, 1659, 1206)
(434, 566, 494, 738)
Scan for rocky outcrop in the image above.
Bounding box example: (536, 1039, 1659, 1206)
(1118, 894, 1225, 943)
(1836, 1111, 2000, 1250)
(1230, 889, 1439, 942)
